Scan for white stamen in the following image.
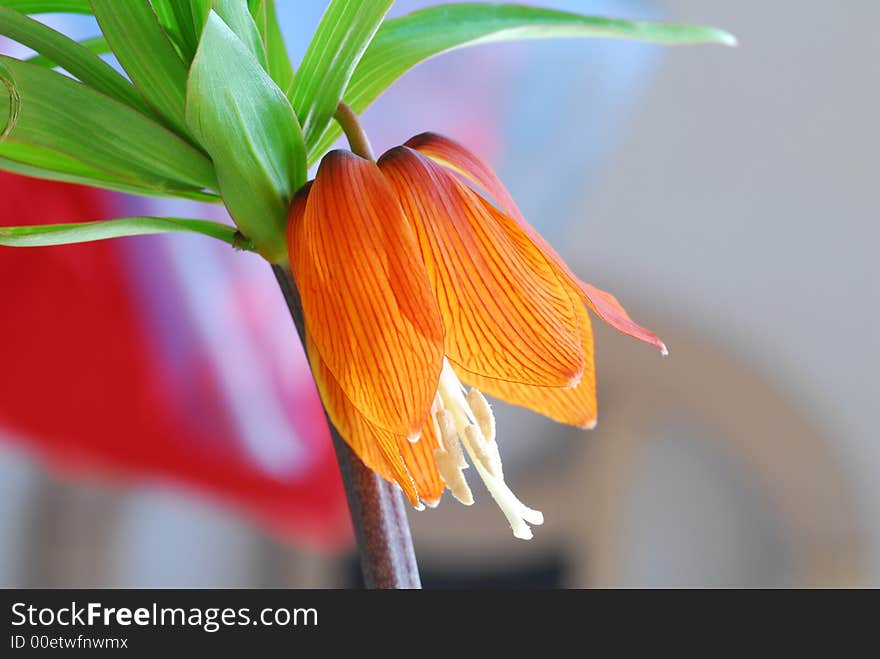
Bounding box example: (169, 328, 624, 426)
(464, 389, 504, 478)
(463, 425, 501, 478)
(434, 446, 474, 506)
(466, 388, 495, 443)
(435, 359, 544, 540)
(436, 409, 467, 469)
(432, 408, 473, 505)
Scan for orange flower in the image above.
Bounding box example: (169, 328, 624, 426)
(287, 133, 665, 539)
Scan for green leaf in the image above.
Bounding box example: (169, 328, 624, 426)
(0, 142, 220, 202)
(0, 58, 19, 140)
(151, 0, 211, 63)
(290, 0, 393, 150)
(250, 0, 294, 92)
(150, 0, 187, 58)
(0, 56, 216, 192)
(90, 0, 190, 136)
(213, 0, 267, 69)
(0, 0, 92, 13)
(25, 35, 109, 67)
(310, 3, 737, 162)
(152, 1, 266, 68)
(0, 7, 150, 114)
(0, 216, 248, 249)
(186, 11, 305, 263)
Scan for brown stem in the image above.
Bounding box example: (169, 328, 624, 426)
(272, 265, 422, 589)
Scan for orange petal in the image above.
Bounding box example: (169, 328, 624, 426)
(305, 333, 419, 506)
(460, 295, 598, 429)
(306, 333, 445, 507)
(399, 412, 445, 507)
(288, 150, 445, 438)
(378, 146, 583, 388)
(285, 181, 312, 273)
(406, 132, 666, 354)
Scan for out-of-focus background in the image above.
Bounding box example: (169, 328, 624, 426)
(1, 0, 877, 587)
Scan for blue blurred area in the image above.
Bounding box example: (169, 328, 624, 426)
(33, 1, 662, 244)
(274, 0, 663, 240)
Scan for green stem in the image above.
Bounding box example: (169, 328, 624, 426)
(333, 102, 375, 161)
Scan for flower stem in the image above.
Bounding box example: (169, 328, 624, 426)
(333, 102, 375, 161)
(272, 265, 422, 589)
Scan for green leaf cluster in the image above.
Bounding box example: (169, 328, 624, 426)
(0, 0, 734, 259)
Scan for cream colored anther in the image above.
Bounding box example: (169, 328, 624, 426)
(432, 408, 473, 505)
(433, 358, 544, 540)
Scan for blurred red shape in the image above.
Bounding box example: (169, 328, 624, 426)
(0, 172, 350, 550)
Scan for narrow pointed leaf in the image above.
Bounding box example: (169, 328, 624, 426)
(186, 11, 305, 263)
(150, 0, 188, 58)
(90, 0, 190, 136)
(0, 55, 212, 200)
(213, 0, 267, 69)
(0, 7, 150, 114)
(180, 0, 213, 47)
(153, 0, 266, 69)
(25, 35, 109, 67)
(250, 0, 294, 91)
(0, 216, 246, 248)
(0, 56, 216, 192)
(0, 142, 219, 201)
(151, 0, 211, 63)
(310, 3, 736, 162)
(290, 0, 393, 149)
(0, 0, 91, 13)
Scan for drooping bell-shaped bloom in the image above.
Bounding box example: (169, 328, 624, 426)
(288, 133, 665, 539)
(0, 172, 349, 549)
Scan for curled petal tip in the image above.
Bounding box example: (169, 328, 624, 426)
(413, 501, 426, 512)
(581, 417, 598, 431)
(406, 136, 666, 363)
(660, 343, 669, 357)
(403, 131, 444, 149)
(422, 497, 441, 509)
(374, 144, 409, 166)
